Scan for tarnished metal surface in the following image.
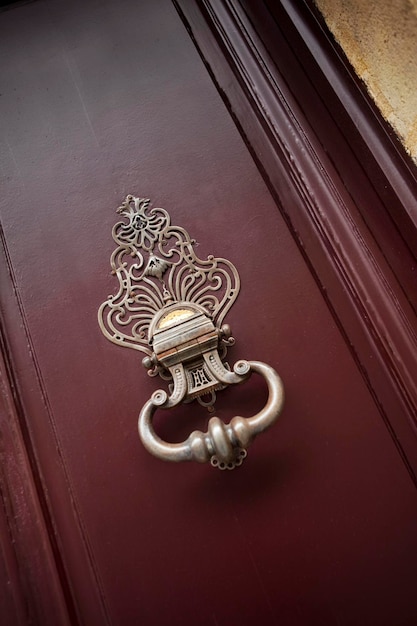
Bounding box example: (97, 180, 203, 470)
(139, 360, 284, 470)
(99, 196, 284, 468)
(98, 195, 240, 357)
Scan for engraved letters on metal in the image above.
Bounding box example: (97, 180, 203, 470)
(98, 195, 284, 470)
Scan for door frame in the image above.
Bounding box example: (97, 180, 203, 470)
(174, 0, 417, 481)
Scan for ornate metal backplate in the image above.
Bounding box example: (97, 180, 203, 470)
(98, 196, 284, 470)
(98, 195, 239, 358)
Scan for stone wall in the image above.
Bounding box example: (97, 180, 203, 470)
(314, 0, 417, 163)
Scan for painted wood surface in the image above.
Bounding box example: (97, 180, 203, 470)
(1, 1, 417, 624)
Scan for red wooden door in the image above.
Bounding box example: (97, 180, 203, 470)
(1, 1, 417, 625)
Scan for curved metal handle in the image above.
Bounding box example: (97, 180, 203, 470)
(99, 197, 286, 471)
(138, 360, 284, 469)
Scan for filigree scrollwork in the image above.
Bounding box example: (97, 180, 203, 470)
(98, 195, 240, 357)
(98, 196, 284, 469)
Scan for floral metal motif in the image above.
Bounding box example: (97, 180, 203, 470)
(98, 195, 240, 358)
(98, 195, 284, 469)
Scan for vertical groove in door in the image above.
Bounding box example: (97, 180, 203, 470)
(0, 227, 113, 626)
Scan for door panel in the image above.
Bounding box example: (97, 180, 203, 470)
(1, 1, 417, 625)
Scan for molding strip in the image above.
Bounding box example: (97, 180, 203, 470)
(0, 227, 112, 625)
(0, 291, 72, 624)
(173, 0, 417, 481)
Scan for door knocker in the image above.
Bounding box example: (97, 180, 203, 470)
(98, 196, 284, 469)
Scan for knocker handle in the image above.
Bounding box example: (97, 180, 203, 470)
(99, 197, 286, 471)
(138, 361, 284, 469)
